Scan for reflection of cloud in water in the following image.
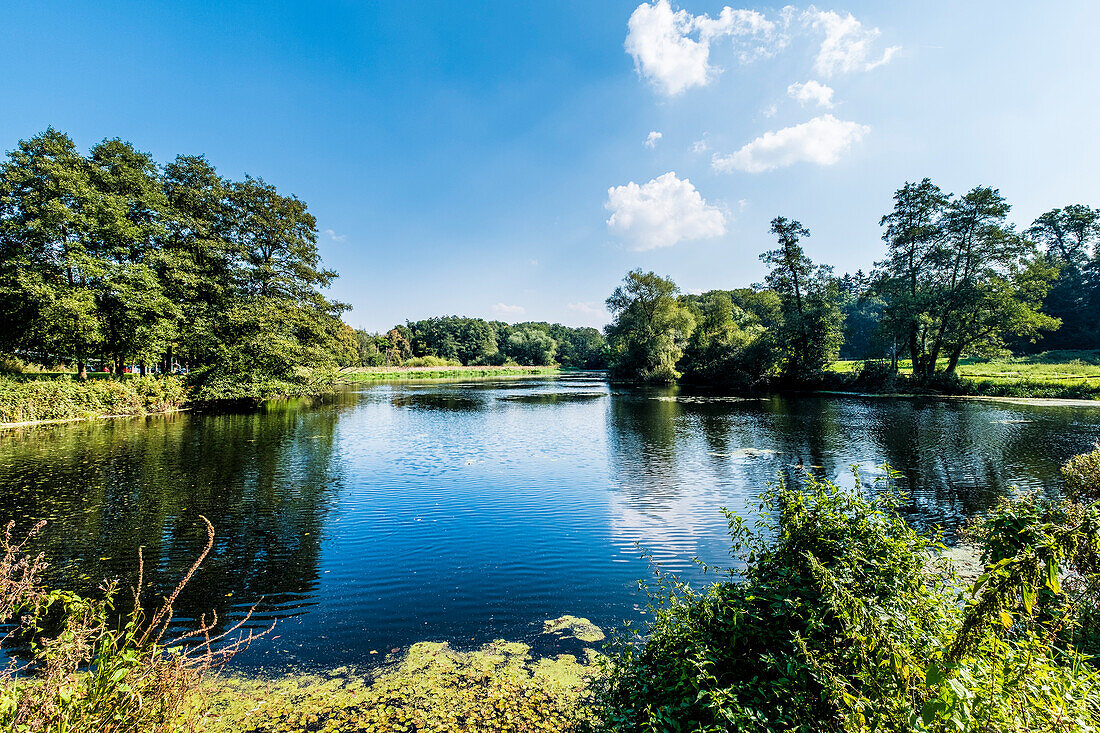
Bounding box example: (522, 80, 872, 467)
(650, 395, 762, 404)
(607, 486, 732, 574)
(708, 448, 778, 458)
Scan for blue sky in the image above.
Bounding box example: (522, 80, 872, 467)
(2, 1, 1099, 332)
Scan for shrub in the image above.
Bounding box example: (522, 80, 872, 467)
(0, 518, 268, 733)
(403, 356, 462, 368)
(599, 466, 1100, 732)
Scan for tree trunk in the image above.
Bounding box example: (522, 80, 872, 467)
(77, 360, 87, 380)
(945, 346, 963, 376)
(115, 355, 124, 378)
(139, 361, 147, 376)
(165, 343, 173, 375)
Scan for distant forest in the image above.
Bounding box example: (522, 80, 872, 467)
(352, 319, 608, 370)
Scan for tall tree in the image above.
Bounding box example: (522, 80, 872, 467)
(1024, 205, 1100, 350)
(761, 217, 844, 380)
(0, 128, 103, 377)
(605, 269, 694, 383)
(874, 182, 1058, 377)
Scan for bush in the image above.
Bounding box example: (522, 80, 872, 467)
(402, 356, 462, 368)
(0, 518, 267, 733)
(0, 376, 187, 423)
(599, 466, 1100, 732)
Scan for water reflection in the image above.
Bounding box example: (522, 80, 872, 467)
(1, 378, 1099, 669)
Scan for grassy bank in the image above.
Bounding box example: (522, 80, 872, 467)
(829, 350, 1100, 399)
(0, 375, 187, 424)
(339, 365, 560, 381)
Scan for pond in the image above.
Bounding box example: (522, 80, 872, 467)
(1, 373, 1099, 669)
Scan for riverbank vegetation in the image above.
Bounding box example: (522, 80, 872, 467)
(0, 374, 187, 423)
(0, 128, 357, 402)
(605, 179, 1100, 399)
(340, 364, 559, 381)
(600, 449, 1100, 732)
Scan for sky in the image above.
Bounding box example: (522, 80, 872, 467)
(2, 1, 1099, 332)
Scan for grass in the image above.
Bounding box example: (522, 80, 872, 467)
(339, 365, 559, 381)
(0, 375, 188, 424)
(831, 350, 1100, 399)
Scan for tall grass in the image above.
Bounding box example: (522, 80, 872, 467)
(0, 376, 187, 423)
(0, 517, 269, 732)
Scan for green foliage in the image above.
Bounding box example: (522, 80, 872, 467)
(678, 290, 776, 387)
(0, 128, 351, 398)
(873, 179, 1059, 380)
(352, 320, 607, 370)
(0, 517, 266, 733)
(600, 460, 1100, 733)
(761, 217, 845, 381)
(0, 375, 186, 423)
(605, 269, 695, 383)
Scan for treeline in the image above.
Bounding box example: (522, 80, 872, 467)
(0, 129, 356, 399)
(606, 179, 1099, 385)
(352, 317, 608, 369)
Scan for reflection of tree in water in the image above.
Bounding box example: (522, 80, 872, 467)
(862, 399, 1100, 534)
(0, 398, 348, 637)
(603, 392, 1100, 557)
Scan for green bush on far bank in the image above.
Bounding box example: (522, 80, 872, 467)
(0, 375, 187, 424)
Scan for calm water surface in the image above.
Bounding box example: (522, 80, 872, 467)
(2, 373, 1100, 669)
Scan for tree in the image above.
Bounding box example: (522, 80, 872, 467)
(1023, 205, 1100, 351)
(874, 181, 1058, 378)
(761, 217, 844, 380)
(503, 326, 556, 366)
(605, 269, 694, 383)
(0, 128, 104, 377)
(679, 290, 775, 386)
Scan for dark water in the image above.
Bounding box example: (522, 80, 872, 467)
(2, 373, 1100, 669)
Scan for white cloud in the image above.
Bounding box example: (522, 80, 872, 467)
(605, 171, 726, 250)
(787, 79, 834, 107)
(803, 7, 899, 76)
(491, 303, 526, 316)
(691, 137, 708, 153)
(762, 103, 778, 118)
(322, 229, 346, 242)
(625, 1, 786, 96)
(644, 130, 663, 148)
(712, 114, 869, 173)
(568, 302, 604, 315)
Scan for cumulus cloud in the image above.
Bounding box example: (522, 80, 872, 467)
(644, 130, 663, 148)
(762, 103, 778, 117)
(322, 229, 346, 242)
(787, 79, 834, 107)
(691, 136, 709, 153)
(803, 7, 899, 76)
(625, 1, 786, 95)
(491, 303, 526, 316)
(712, 114, 869, 173)
(605, 171, 726, 250)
